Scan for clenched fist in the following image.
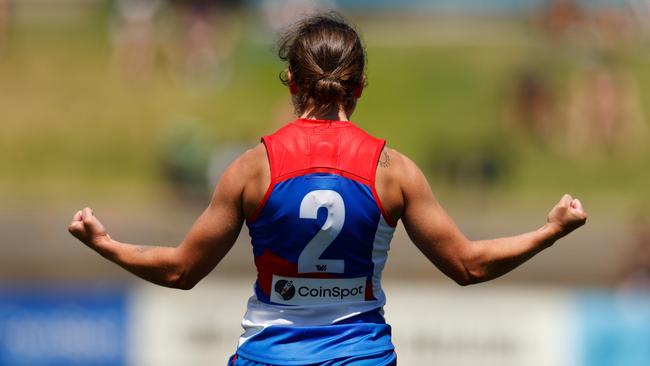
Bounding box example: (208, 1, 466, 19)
(68, 207, 111, 248)
(547, 194, 588, 236)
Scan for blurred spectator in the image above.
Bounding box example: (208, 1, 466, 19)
(541, 0, 584, 38)
(588, 7, 634, 46)
(170, 0, 241, 88)
(618, 212, 650, 291)
(109, 0, 162, 81)
(540, 0, 633, 46)
(506, 68, 557, 147)
(628, 0, 650, 39)
(566, 61, 647, 157)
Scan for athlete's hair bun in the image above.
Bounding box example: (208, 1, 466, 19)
(313, 75, 347, 103)
(278, 12, 366, 117)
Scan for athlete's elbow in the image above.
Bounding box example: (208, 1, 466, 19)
(459, 267, 487, 286)
(452, 274, 472, 286)
(452, 270, 483, 286)
(445, 265, 481, 286)
(174, 278, 197, 290)
(438, 250, 486, 286)
(457, 252, 488, 286)
(167, 268, 199, 290)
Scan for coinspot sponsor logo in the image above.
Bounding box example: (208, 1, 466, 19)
(274, 279, 296, 300)
(270, 275, 366, 305)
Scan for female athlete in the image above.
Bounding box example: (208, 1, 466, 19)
(68, 13, 587, 366)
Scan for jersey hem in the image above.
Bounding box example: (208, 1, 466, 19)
(235, 345, 395, 365)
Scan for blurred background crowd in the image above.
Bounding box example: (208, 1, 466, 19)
(1, 0, 650, 365)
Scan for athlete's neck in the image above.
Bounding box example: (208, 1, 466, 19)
(300, 106, 351, 121)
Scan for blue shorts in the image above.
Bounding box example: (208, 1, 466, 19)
(227, 349, 397, 366)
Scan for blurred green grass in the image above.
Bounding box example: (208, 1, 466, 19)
(1, 13, 648, 206)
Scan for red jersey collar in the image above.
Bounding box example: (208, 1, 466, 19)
(294, 118, 353, 126)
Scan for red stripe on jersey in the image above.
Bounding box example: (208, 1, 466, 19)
(371, 186, 397, 228)
(364, 278, 375, 301)
(255, 250, 377, 301)
(255, 250, 337, 296)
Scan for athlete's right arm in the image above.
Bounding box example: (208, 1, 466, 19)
(391, 151, 587, 286)
(67, 144, 268, 290)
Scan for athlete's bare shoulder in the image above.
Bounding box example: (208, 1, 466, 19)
(230, 143, 270, 218)
(235, 143, 269, 173)
(375, 145, 438, 225)
(377, 146, 422, 184)
(377, 146, 415, 173)
(375, 146, 419, 223)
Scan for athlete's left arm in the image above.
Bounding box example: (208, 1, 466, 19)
(394, 151, 588, 286)
(67, 150, 255, 290)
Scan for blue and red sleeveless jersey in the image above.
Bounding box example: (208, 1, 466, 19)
(237, 118, 397, 364)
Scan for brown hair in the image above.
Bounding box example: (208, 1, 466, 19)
(278, 12, 366, 118)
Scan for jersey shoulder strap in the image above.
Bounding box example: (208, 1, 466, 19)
(261, 119, 385, 184)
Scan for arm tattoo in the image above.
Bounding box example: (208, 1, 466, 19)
(135, 246, 152, 253)
(378, 150, 391, 168)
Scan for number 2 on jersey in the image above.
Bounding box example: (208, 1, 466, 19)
(298, 190, 345, 273)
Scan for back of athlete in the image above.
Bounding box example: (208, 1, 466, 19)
(67, 12, 587, 366)
(234, 118, 397, 364)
